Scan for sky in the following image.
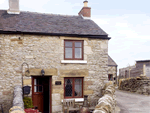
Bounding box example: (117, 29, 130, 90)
(0, 0, 150, 74)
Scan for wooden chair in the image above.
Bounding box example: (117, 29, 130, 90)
(62, 99, 80, 113)
(88, 98, 99, 112)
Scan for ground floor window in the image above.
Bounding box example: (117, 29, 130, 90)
(108, 74, 113, 81)
(64, 78, 83, 98)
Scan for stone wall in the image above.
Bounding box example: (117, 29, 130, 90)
(119, 65, 136, 79)
(119, 62, 150, 80)
(93, 81, 116, 113)
(0, 34, 109, 113)
(9, 86, 24, 113)
(108, 66, 117, 80)
(119, 76, 150, 95)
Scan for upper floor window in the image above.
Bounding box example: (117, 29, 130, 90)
(64, 40, 83, 60)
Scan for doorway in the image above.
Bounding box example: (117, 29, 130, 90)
(32, 76, 52, 113)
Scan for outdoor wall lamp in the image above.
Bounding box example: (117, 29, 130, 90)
(21, 62, 30, 87)
(41, 69, 45, 76)
(21, 62, 30, 98)
(25, 69, 30, 74)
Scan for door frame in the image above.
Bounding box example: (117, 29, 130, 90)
(32, 76, 52, 113)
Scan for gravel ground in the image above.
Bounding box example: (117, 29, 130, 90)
(115, 89, 150, 113)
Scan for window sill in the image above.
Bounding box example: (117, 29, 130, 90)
(61, 60, 87, 64)
(61, 98, 84, 102)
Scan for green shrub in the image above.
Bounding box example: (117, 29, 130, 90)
(23, 97, 34, 109)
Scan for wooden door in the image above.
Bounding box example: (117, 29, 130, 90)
(32, 77, 44, 112)
(32, 76, 52, 113)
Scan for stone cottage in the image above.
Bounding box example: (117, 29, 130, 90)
(0, 0, 116, 113)
(108, 55, 117, 82)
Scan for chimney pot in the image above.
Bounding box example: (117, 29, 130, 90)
(78, 0, 91, 18)
(7, 0, 20, 14)
(83, 0, 88, 7)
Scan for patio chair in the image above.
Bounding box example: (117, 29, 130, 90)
(88, 98, 99, 112)
(62, 99, 80, 113)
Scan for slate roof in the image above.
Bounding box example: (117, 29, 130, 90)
(108, 55, 117, 66)
(136, 60, 150, 62)
(0, 10, 109, 39)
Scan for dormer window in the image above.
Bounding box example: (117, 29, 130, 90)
(64, 40, 84, 60)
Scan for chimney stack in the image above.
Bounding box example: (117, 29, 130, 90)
(78, 0, 91, 18)
(7, 0, 20, 14)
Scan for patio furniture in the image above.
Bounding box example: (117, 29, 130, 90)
(88, 98, 98, 112)
(79, 95, 90, 113)
(62, 99, 80, 113)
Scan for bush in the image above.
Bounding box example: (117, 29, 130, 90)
(23, 97, 34, 109)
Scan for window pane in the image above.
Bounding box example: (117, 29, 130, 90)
(34, 79, 37, 85)
(39, 79, 42, 85)
(75, 79, 82, 97)
(75, 42, 82, 47)
(108, 75, 113, 81)
(65, 41, 72, 47)
(65, 79, 73, 97)
(65, 48, 72, 58)
(34, 86, 38, 92)
(75, 48, 82, 58)
(39, 86, 42, 92)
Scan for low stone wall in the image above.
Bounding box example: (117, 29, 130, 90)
(9, 86, 24, 113)
(93, 82, 116, 113)
(119, 76, 150, 95)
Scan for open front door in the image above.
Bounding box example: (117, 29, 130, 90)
(32, 76, 51, 113)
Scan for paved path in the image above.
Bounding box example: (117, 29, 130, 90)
(115, 89, 150, 113)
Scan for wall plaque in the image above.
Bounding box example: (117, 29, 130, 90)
(55, 81, 61, 85)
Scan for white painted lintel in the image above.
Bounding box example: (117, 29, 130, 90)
(61, 98, 84, 102)
(61, 60, 87, 64)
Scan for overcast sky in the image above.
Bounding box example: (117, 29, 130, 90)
(0, 0, 150, 74)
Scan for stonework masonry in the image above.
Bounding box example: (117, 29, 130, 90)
(108, 66, 117, 79)
(0, 34, 108, 113)
(119, 77, 150, 95)
(93, 81, 116, 113)
(119, 61, 150, 80)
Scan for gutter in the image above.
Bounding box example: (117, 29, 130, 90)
(0, 30, 111, 40)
